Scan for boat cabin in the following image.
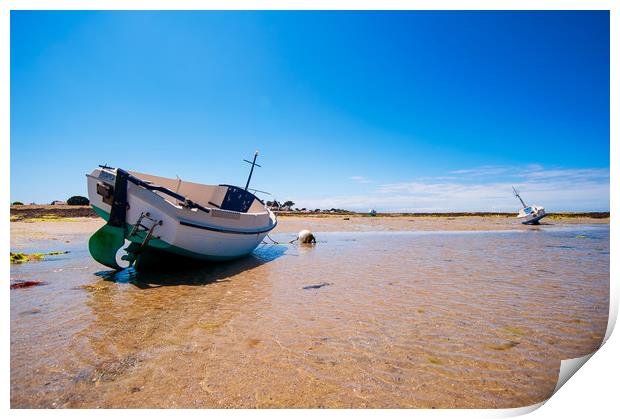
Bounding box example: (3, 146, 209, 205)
(128, 171, 266, 215)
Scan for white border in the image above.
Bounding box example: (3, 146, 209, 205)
(3, 2, 616, 418)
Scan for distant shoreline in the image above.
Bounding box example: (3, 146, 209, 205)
(9, 204, 610, 222)
(274, 211, 610, 219)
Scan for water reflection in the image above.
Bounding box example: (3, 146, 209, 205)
(95, 244, 287, 289)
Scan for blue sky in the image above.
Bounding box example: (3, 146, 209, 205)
(11, 11, 609, 211)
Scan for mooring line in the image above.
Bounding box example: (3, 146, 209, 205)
(262, 234, 299, 245)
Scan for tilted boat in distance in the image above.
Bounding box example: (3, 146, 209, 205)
(86, 152, 277, 270)
(512, 186, 547, 225)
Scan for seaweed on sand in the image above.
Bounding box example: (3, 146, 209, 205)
(10, 251, 70, 264)
(11, 281, 47, 289)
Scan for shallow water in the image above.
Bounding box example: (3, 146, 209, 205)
(10, 225, 609, 408)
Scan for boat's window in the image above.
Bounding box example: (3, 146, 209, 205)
(219, 186, 256, 213)
(524, 207, 532, 214)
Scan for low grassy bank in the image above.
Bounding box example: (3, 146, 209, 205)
(10, 205, 97, 221)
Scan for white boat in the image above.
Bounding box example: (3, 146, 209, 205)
(513, 187, 547, 225)
(86, 152, 277, 270)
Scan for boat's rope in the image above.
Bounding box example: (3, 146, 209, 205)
(263, 234, 298, 245)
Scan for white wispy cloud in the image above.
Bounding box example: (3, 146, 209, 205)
(294, 165, 609, 212)
(524, 167, 609, 181)
(349, 175, 375, 184)
(448, 165, 510, 177)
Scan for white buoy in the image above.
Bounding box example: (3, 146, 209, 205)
(298, 229, 316, 244)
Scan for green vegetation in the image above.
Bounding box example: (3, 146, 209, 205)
(23, 215, 76, 223)
(11, 201, 24, 206)
(10, 252, 39, 263)
(546, 212, 609, 220)
(487, 341, 520, 351)
(502, 326, 527, 336)
(79, 284, 109, 292)
(67, 195, 89, 205)
(328, 208, 355, 214)
(10, 251, 70, 264)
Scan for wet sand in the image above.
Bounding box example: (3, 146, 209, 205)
(10, 216, 609, 408)
(9, 214, 610, 242)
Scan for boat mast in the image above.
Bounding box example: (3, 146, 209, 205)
(512, 186, 527, 208)
(243, 151, 261, 191)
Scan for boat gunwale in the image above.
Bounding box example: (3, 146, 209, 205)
(86, 171, 275, 218)
(178, 218, 277, 235)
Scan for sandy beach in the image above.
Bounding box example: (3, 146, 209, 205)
(10, 215, 609, 408)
